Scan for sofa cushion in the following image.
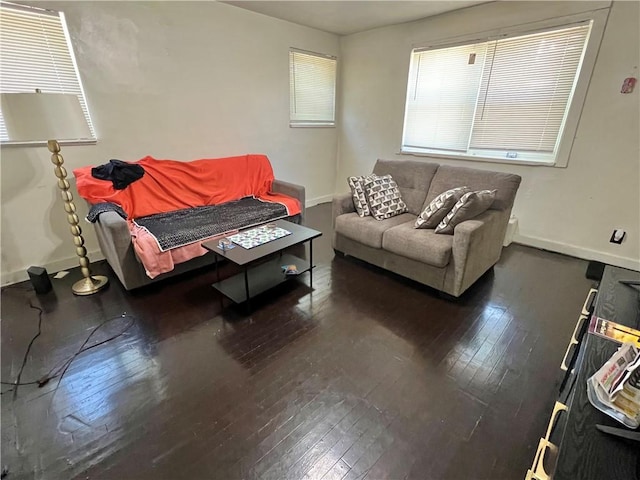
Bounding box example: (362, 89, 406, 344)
(383, 221, 453, 268)
(364, 174, 408, 220)
(335, 213, 416, 249)
(348, 175, 375, 217)
(373, 159, 439, 215)
(415, 186, 469, 229)
(435, 190, 496, 235)
(425, 165, 521, 211)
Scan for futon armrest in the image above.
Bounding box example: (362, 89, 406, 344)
(272, 179, 305, 223)
(272, 179, 304, 201)
(96, 210, 128, 229)
(93, 211, 133, 256)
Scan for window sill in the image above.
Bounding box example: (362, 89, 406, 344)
(289, 123, 335, 128)
(398, 149, 562, 168)
(0, 139, 98, 148)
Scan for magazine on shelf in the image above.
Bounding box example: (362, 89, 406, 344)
(588, 315, 640, 347)
(587, 342, 640, 428)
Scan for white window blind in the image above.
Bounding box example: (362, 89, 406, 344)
(404, 43, 487, 152)
(402, 22, 592, 164)
(0, 3, 95, 142)
(289, 49, 337, 127)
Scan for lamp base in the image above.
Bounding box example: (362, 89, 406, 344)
(72, 275, 109, 296)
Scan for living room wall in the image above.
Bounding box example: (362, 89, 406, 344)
(0, 1, 339, 284)
(336, 0, 640, 270)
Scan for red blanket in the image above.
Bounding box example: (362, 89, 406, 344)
(73, 154, 301, 219)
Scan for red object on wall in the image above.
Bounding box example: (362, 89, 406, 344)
(621, 77, 636, 94)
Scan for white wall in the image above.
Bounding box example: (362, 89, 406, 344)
(337, 1, 640, 270)
(0, 1, 339, 285)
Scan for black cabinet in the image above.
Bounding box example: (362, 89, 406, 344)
(526, 265, 640, 480)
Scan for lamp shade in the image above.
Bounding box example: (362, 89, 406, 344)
(1, 92, 91, 142)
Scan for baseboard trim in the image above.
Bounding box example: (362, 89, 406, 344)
(306, 194, 333, 208)
(1, 250, 105, 287)
(6, 229, 633, 286)
(514, 234, 640, 271)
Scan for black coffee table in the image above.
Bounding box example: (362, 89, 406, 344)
(203, 219, 322, 309)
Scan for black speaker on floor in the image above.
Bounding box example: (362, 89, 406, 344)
(27, 266, 52, 294)
(586, 261, 606, 281)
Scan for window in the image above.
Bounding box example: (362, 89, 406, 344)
(289, 48, 337, 127)
(0, 3, 95, 143)
(401, 22, 593, 165)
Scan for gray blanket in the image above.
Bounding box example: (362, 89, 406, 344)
(134, 196, 288, 251)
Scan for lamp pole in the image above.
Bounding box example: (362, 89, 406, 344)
(48, 139, 108, 295)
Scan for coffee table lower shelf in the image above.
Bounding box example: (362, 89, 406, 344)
(212, 253, 311, 305)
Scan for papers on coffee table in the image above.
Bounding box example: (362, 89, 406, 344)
(228, 225, 292, 249)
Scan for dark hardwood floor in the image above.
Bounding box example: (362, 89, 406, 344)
(1, 203, 594, 480)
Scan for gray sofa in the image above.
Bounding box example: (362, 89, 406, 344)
(91, 179, 305, 291)
(333, 159, 521, 297)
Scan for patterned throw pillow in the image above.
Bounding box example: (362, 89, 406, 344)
(435, 190, 497, 234)
(348, 175, 376, 217)
(363, 174, 407, 220)
(414, 186, 470, 229)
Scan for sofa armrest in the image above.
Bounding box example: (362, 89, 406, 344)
(446, 209, 509, 296)
(332, 192, 355, 230)
(272, 179, 305, 223)
(333, 192, 355, 218)
(93, 211, 134, 257)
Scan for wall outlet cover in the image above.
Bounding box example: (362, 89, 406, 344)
(610, 229, 626, 244)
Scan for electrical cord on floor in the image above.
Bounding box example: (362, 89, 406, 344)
(0, 284, 42, 396)
(1, 302, 44, 399)
(1, 311, 137, 397)
(48, 314, 136, 397)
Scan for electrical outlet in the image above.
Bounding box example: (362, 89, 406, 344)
(610, 229, 626, 244)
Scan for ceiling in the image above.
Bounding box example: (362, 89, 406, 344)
(223, 1, 491, 36)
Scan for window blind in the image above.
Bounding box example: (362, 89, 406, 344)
(289, 49, 337, 126)
(470, 24, 591, 153)
(401, 21, 592, 163)
(0, 4, 95, 142)
(403, 42, 487, 152)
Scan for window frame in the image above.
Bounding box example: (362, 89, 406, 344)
(399, 8, 609, 168)
(0, 2, 97, 147)
(289, 47, 337, 128)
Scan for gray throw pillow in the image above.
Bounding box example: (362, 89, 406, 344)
(435, 189, 497, 234)
(364, 174, 407, 220)
(348, 175, 376, 217)
(415, 186, 470, 229)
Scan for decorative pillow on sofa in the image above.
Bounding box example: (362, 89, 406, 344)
(435, 190, 497, 234)
(415, 186, 470, 229)
(364, 174, 407, 220)
(348, 175, 376, 217)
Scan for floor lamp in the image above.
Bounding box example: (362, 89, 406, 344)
(2, 91, 109, 295)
